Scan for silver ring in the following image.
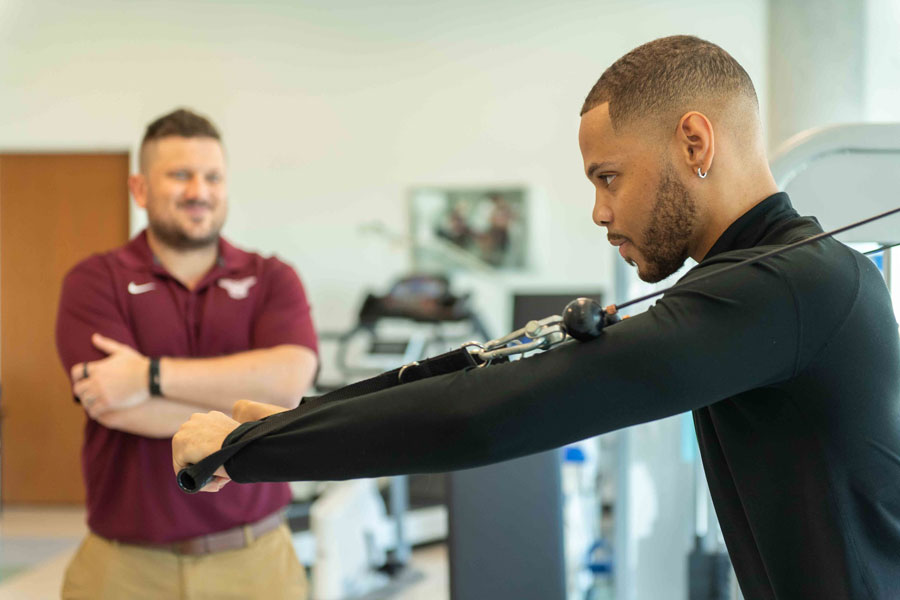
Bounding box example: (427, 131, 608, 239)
(82, 362, 89, 379)
(697, 167, 708, 179)
(461, 341, 485, 352)
(398, 362, 419, 383)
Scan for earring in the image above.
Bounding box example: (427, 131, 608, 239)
(697, 167, 708, 179)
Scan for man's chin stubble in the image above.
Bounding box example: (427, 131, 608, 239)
(151, 224, 219, 251)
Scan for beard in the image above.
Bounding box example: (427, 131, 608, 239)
(632, 163, 698, 283)
(148, 219, 221, 250)
(147, 199, 224, 251)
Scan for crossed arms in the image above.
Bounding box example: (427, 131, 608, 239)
(69, 336, 315, 438)
(56, 257, 317, 438)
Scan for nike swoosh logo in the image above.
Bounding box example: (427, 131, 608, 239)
(128, 281, 156, 295)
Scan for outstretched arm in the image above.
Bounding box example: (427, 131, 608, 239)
(174, 255, 803, 488)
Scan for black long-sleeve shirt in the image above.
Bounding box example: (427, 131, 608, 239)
(222, 193, 900, 599)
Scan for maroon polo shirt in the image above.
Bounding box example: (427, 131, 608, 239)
(55, 231, 318, 544)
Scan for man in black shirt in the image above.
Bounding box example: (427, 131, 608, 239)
(173, 36, 900, 598)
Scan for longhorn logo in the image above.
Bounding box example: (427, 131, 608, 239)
(218, 276, 257, 300)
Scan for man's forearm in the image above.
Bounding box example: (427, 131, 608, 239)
(159, 345, 317, 411)
(96, 398, 202, 439)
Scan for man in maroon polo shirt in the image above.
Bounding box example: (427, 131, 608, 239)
(55, 108, 318, 599)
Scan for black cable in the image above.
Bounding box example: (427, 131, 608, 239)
(862, 241, 900, 256)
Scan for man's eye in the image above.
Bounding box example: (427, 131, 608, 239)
(170, 171, 191, 181)
(602, 174, 617, 186)
(206, 173, 223, 184)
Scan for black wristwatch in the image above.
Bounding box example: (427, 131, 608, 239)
(149, 357, 163, 397)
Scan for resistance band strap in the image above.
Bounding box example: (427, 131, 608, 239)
(177, 347, 480, 493)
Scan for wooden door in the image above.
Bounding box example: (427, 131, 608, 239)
(0, 153, 129, 504)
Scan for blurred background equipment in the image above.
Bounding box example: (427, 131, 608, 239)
(447, 291, 605, 600)
(317, 274, 490, 386)
(300, 273, 492, 598)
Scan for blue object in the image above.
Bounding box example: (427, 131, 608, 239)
(868, 251, 885, 276)
(587, 540, 613, 574)
(564, 446, 586, 462)
(681, 412, 698, 462)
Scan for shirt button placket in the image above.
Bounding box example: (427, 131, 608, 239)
(185, 293, 198, 355)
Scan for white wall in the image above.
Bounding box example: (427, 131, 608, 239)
(768, 0, 900, 151)
(767, 0, 866, 149)
(865, 0, 900, 121)
(0, 0, 768, 338)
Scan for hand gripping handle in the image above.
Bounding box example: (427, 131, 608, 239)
(177, 445, 241, 494)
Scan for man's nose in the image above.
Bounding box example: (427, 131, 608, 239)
(592, 196, 613, 227)
(185, 175, 209, 199)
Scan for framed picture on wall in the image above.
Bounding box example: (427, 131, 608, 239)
(409, 186, 528, 272)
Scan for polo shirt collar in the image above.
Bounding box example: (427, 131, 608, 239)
(704, 192, 799, 259)
(216, 236, 253, 272)
(116, 230, 252, 277)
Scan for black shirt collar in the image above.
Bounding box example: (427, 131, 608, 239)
(704, 192, 798, 259)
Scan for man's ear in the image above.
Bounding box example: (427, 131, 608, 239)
(676, 111, 715, 177)
(128, 174, 147, 209)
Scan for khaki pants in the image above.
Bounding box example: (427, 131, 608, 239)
(61, 524, 307, 600)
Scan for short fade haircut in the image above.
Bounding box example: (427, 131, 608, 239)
(139, 108, 221, 170)
(581, 35, 757, 132)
